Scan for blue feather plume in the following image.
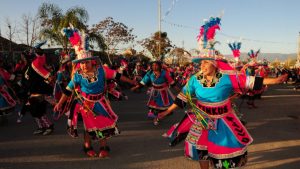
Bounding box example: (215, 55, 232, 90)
(34, 40, 47, 49)
(233, 42, 237, 49)
(237, 42, 241, 49)
(228, 43, 234, 50)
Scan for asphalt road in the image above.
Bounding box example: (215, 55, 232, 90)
(0, 84, 299, 169)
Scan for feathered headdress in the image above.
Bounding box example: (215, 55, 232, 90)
(228, 41, 242, 62)
(248, 49, 260, 66)
(34, 40, 47, 55)
(192, 15, 225, 63)
(197, 16, 221, 50)
(34, 40, 47, 49)
(61, 24, 95, 63)
(248, 49, 260, 59)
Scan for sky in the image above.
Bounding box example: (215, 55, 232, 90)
(0, 0, 299, 55)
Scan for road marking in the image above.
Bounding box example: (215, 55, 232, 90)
(274, 89, 297, 91)
(262, 95, 300, 98)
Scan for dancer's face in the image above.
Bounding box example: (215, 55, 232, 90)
(152, 63, 160, 71)
(200, 60, 217, 76)
(80, 60, 93, 73)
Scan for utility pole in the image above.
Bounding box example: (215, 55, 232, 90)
(158, 0, 161, 60)
(298, 32, 300, 62)
(0, 27, 2, 52)
(295, 32, 300, 68)
(8, 25, 12, 54)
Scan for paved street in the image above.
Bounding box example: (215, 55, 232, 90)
(0, 84, 300, 169)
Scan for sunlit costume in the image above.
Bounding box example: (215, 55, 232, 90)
(243, 49, 262, 108)
(139, 61, 175, 125)
(56, 26, 135, 158)
(163, 15, 265, 168)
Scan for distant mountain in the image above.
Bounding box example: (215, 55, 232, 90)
(225, 53, 298, 62)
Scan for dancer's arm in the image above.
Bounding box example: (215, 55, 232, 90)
(104, 65, 137, 85)
(131, 72, 150, 91)
(158, 104, 179, 120)
(53, 94, 69, 112)
(263, 74, 288, 85)
(120, 75, 137, 85)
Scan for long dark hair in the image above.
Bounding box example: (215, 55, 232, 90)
(151, 61, 162, 71)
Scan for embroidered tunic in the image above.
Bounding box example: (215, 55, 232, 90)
(66, 66, 120, 138)
(167, 70, 263, 168)
(141, 69, 175, 110)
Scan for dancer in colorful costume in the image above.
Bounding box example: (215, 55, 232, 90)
(159, 15, 288, 169)
(53, 51, 73, 101)
(0, 60, 17, 116)
(244, 49, 261, 108)
(25, 41, 55, 135)
(53, 51, 80, 137)
(131, 60, 176, 125)
(133, 62, 146, 83)
(107, 79, 128, 101)
(106, 60, 129, 101)
(228, 41, 243, 71)
(131, 62, 146, 93)
(54, 26, 136, 158)
(15, 51, 35, 123)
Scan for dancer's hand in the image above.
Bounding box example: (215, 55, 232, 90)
(53, 103, 62, 112)
(134, 80, 139, 86)
(45, 75, 55, 86)
(158, 109, 171, 120)
(130, 79, 138, 86)
(131, 86, 139, 92)
(158, 104, 178, 120)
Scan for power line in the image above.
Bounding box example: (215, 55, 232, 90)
(162, 19, 197, 30)
(162, 19, 296, 45)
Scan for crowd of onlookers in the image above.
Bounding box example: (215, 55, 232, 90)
(272, 67, 300, 89)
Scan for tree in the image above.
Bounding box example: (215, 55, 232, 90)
(19, 13, 41, 47)
(37, 3, 105, 51)
(139, 31, 173, 60)
(284, 57, 297, 68)
(271, 59, 281, 68)
(136, 51, 151, 64)
(90, 17, 136, 64)
(123, 48, 136, 57)
(3, 17, 18, 59)
(167, 47, 191, 65)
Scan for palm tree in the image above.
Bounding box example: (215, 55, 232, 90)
(38, 3, 106, 51)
